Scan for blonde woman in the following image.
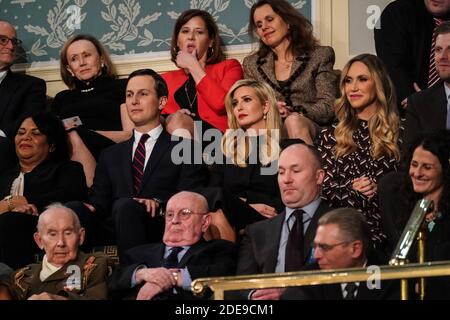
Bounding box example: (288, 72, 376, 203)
(206, 79, 283, 241)
(52, 34, 134, 187)
(316, 54, 402, 248)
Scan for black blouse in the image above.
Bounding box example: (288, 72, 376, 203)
(0, 160, 88, 212)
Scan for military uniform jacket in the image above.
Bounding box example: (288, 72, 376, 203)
(8, 251, 111, 300)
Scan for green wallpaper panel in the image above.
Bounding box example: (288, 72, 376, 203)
(1, 0, 312, 64)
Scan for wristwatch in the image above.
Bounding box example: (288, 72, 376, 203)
(3, 195, 14, 211)
(172, 271, 179, 285)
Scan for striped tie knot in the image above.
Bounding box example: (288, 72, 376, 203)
(132, 133, 150, 195)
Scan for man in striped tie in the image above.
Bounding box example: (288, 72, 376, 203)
(66, 69, 206, 258)
(375, 0, 450, 108)
(405, 21, 450, 151)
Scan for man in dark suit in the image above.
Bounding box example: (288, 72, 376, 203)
(0, 20, 46, 171)
(109, 191, 236, 300)
(0, 20, 46, 138)
(374, 0, 450, 107)
(282, 208, 398, 300)
(235, 143, 332, 300)
(405, 21, 450, 151)
(67, 69, 206, 256)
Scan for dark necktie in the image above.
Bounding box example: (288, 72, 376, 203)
(163, 247, 183, 268)
(344, 282, 358, 300)
(429, 18, 445, 87)
(132, 133, 150, 195)
(285, 209, 305, 272)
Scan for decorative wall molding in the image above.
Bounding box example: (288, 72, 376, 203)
(13, 45, 255, 97)
(9, 0, 332, 97)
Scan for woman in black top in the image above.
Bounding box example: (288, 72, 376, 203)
(379, 130, 450, 299)
(52, 34, 133, 187)
(0, 112, 88, 269)
(206, 79, 283, 242)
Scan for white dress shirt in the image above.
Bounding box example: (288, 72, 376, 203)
(131, 125, 163, 169)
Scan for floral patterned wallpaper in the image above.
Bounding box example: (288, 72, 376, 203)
(1, 0, 311, 65)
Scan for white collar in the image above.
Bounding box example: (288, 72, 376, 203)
(0, 70, 8, 84)
(133, 124, 163, 142)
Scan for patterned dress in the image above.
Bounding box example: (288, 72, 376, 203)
(316, 120, 400, 247)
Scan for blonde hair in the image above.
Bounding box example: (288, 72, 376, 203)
(60, 34, 117, 89)
(222, 79, 282, 166)
(334, 54, 400, 161)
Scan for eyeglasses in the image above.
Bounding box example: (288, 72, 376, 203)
(0, 35, 22, 47)
(163, 209, 207, 221)
(313, 241, 349, 252)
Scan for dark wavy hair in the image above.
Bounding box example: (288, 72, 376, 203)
(396, 130, 450, 227)
(248, 0, 318, 59)
(170, 9, 225, 65)
(14, 111, 69, 162)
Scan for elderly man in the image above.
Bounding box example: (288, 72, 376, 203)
(0, 20, 46, 138)
(0, 204, 111, 300)
(282, 208, 398, 300)
(109, 191, 236, 300)
(235, 142, 332, 300)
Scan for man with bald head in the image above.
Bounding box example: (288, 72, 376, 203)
(0, 204, 111, 300)
(109, 191, 236, 300)
(0, 20, 46, 172)
(0, 20, 46, 138)
(236, 142, 333, 300)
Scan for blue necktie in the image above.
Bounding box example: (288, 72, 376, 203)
(163, 247, 183, 269)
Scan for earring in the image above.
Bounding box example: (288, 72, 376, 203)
(263, 113, 267, 120)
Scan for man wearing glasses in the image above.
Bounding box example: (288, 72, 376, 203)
(109, 191, 236, 300)
(282, 208, 398, 300)
(0, 20, 46, 138)
(0, 20, 46, 172)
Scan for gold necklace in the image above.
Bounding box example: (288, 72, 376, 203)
(184, 82, 197, 109)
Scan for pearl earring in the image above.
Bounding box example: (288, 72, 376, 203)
(263, 113, 267, 120)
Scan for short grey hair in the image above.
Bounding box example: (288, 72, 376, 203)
(318, 208, 372, 254)
(37, 203, 81, 233)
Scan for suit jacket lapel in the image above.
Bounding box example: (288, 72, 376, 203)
(139, 130, 171, 193)
(0, 70, 17, 121)
(121, 138, 135, 194)
(435, 84, 448, 128)
(303, 201, 330, 262)
(266, 212, 286, 272)
(177, 240, 206, 267)
(259, 53, 278, 86)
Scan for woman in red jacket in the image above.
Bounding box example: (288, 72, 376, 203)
(162, 9, 243, 138)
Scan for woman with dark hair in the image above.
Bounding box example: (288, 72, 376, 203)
(380, 130, 450, 253)
(162, 9, 243, 137)
(0, 112, 88, 269)
(316, 54, 402, 248)
(244, 0, 338, 144)
(379, 129, 450, 299)
(52, 34, 133, 187)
